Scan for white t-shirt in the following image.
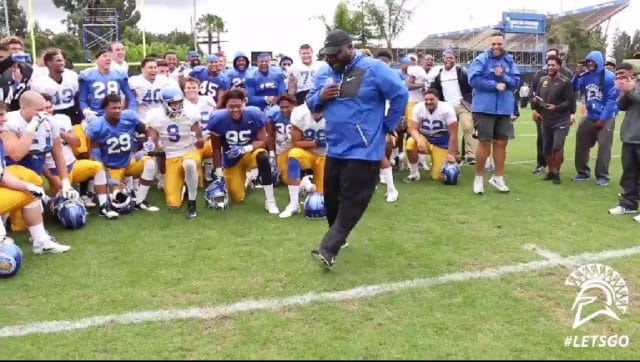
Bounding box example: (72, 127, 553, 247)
(439, 67, 463, 106)
(129, 75, 165, 124)
(288, 62, 320, 93)
(29, 70, 79, 112)
(45, 114, 76, 169)
(111, 60, 129, 75)
(183, 95, 216, 133)
(290, 104, 326, 156)
(3, 111, 60, 161)
(147, 108, 200, 159)
(407, 65, 428, 103)
(412, 101, 457, 137)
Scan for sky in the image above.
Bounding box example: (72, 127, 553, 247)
(18, 0, 640, 60)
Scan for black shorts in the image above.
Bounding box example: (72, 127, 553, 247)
(542, 121, 570, 154)
(472, 113, 513, 142)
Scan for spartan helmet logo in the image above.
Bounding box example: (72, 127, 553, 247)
(565, 264, 629, 329)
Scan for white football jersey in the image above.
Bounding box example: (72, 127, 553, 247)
(412, 101, 457, 136)
(29, 70, 79, 112)
(44, 114, 76, 170)
(290, 104, 326, 156)
(184, 96, 216, 132)
(3, 111, 60, 159)
(407, 65, 428, 103)
(129, 75, 164, 124)
(147, 108, 200, 159)
(288, 62, 320, 93)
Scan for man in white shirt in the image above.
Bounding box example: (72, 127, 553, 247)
(431, 49, 477, 164)
(288, 44, 321, 105)
(183, 78, 216, 183)
(129, 57, 164, 125)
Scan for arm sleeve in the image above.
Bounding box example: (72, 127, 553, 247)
(78, 76, 89, 112)
(468, 56, 498, 92)
(305, 66, 329, 113)
(601, 76, 619, 121)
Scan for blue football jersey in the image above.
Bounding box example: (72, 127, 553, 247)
(207, 106, 266, 168)
(226, 67, 254, 89)
(189, 66, 231, 103)
(266, 106, 291, 155)
(86, 110, 142, 169)
(78, 68, 137, 116)
(246, 67, 286, 110)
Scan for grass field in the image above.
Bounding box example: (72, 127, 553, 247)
(1, 107, 639, 359)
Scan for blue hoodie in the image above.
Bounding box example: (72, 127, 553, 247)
(226, 51, 253, 88)
(573, 50, 618, 121)
(468, 50, 520, 116)
(306, 52, 408, 161)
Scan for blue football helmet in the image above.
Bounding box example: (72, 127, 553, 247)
(56, 195, 87, 229)
(304, 192, 326, 219)
(161, 87, 184, 117)
(109, 187, 136, 215)
(205, 178, 229, 210)
(441, 162, 461, 185)
(0, 243, 23, 278)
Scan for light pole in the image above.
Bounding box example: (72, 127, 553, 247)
(3, 0, 9, 35)
(193, 0, 197, 51)
(360, 0, 366, 45)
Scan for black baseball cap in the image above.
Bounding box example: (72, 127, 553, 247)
(320, 29, 352, 55)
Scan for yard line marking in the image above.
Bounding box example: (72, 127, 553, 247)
(1, 245, 639, 338)
(523, 244, 576, 268)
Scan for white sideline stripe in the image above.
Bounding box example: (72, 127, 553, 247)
(523, 243, 563, 260)
(506, 155, 620, 165)
(1, 245, 639, 338)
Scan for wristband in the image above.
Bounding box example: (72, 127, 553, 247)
(243, 145, 254, 153)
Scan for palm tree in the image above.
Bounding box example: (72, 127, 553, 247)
(197, 14, 226, 54)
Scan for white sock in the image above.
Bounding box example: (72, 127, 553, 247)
(418, 154, 426, 164)
(391, 147, 399, 159)
(0, 217, 6, 237)
(409, 162, 419, 175)
(288, 185, 300, 206)
(98, 193, 108, 206)
(203, 158, 213, 179)
(263, 184, 275, 202)
(380, 166, 396, 191)
(28, 223, 49, 244)
(475, 175, 483, 182)
(125, 176, 134, 190)
(137, 185, 150, 204)
(183, 159, 199, 201)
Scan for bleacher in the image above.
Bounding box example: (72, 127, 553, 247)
(411, 0, 629, 70)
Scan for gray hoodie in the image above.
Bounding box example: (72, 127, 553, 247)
(619, 82, 640, 144)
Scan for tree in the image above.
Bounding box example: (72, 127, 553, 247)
(546, 16, 608, 65)
(365, 0, 417, 50)
(610, 28, 632, 65)
(1, 0, 28, 38)
(197, 14, 226, 54)
(52, 0, 140, 37)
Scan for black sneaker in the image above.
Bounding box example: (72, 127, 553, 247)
(311, 249, 334, 270)
(532, 166, 545, 174)
(542, 173, 554, 181)
(552, 174, 561, 185)
(99, 203, 119, 219)
(185, 200, 197, 219)
(135, 200, 160, 212)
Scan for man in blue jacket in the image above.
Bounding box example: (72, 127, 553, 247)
(468, 31, 520, 195)
(572, 50, 619, 186)
(306, 29, 408, 269)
